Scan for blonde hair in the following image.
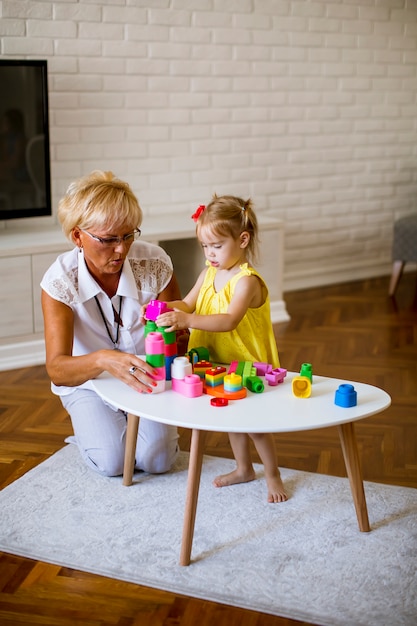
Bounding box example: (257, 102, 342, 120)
(196, 194, 259, 263)
(58, 170, 143, 242)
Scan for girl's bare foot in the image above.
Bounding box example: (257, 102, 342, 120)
(213, 467, 256, 488)
(266, 474, 288, 503)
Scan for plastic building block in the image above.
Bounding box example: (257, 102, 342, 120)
(156, 326, 176, 344)
(228, 360, 239, 374)
(144, 320, 157, 335)
(145, 327, 178, 383)
(172, 374, 203, 397)
(145, 331, 165, 368)
(150, 366, 166, 393)
(235, 362, 244, 376)
(204, 384, 247, 400)
(253, 362, 272, 376)
(187, 346, 210, 364)
(241, 361, 256, 385)
(146, 353, 165, 368)
(170, 357, 203, 397)
(164, 354, 176, 380)
(193, 360, 212, 378)
(335, 384, 357, 408)
(211, 397, 228, 407)
(265, 367, 287, 386)
(224, 373, 243, 393)
(300, 362, 313, 382)
(203, 367, 246, 399)
(145, 331, 165, 354)
(246, 375, 265, 393)
(205, 366, 227, 387)
(145, 332, 166, 390)
(171, 356, 192, 380)
(164, 342, 178, 357)
(145, 300, 173, 322)
(292, 376, 312, 398)
(234, 361, 256, 384)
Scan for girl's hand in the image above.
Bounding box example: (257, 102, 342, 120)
(156, 310, 189, 333)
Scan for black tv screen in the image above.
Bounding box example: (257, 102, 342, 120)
(0, 59, 52, 220)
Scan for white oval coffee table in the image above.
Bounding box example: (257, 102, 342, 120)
(92, 371, 391, 565)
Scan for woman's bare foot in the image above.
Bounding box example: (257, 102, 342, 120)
(213, 467, 256, 488)
(266, 474, 288, 503)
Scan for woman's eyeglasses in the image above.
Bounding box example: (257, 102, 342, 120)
(81, 228, 141, 247)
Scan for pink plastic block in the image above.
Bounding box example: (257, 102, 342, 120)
(253, 362, 272, 376)
(145, 300, 173, 322)
(150, 366, 166, 393)
(228, 360, 239, 374)
(172, 374, 203, 397)
(265, 367, 287, 386)
(145, 331, 165, 355)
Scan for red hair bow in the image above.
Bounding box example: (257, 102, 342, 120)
(191, 205, 206, 222)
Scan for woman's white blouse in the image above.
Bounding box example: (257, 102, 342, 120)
(40, 240, 173, 396)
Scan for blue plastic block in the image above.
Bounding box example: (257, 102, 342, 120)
(335, 384, 357, 408)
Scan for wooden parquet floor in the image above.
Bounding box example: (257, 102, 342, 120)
(1, 273, 416, 626)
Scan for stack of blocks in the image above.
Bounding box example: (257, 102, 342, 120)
(205, 366, 227, 387)
(193, 360, 212, 378)
(144, 332, 166, 393)
(145, 300, 178, 381)
(170, 356, 203, 397)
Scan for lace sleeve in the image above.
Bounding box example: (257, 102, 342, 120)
(129, 257, 173, 296)
(41, 269, 80, 307)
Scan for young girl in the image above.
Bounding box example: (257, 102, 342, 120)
(155, 194, 287, 503)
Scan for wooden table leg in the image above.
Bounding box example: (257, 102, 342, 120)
(337, 422, 370, 532)
(123, 412, 140, 486)
(179, 429, 207, 566)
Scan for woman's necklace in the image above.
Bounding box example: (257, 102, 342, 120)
(94, 295, 123, 350)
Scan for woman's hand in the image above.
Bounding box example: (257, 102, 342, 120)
(102, 351, 159, 394)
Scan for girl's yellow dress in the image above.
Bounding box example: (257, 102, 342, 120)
(187, 263, 279, 367)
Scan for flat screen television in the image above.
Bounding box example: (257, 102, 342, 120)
(0, 59, 52, 220)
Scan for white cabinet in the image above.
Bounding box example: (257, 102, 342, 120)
(0, 256, 33, 338)
(0, 215, 288, 371)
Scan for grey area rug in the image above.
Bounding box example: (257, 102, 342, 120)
(1, 445, 416, 626)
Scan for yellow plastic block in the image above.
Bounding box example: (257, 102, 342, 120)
(292, 376, 312, 398)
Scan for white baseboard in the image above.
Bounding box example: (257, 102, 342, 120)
(270, 299, 291, 324)
(283, 261, 394, 292)
(0, 339, 46, 372)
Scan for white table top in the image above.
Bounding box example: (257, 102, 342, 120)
(91, 371, 391, 434)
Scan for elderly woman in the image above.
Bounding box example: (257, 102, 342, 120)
(41, 170, 181, 477)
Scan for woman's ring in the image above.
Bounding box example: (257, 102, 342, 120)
(129, 366, 137, 376)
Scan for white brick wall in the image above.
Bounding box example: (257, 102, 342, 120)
(1, 0, 416, 291)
